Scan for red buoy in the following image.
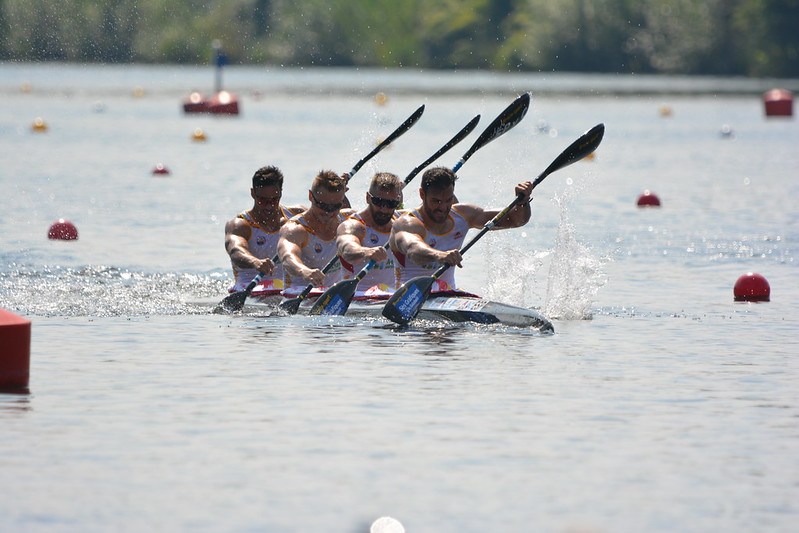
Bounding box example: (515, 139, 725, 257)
(763, 88, 793, 117)
(48, 219, 79, 240)
(183, 91, 209, 114)
(734, 272, 770, 302)
(208, 90, 240, 115)
(0, 309, 31, 392)
(637, 190, 661, 207)
(152, 163, 171, 175)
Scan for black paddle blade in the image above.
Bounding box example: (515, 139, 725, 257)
(213, 290, 249, 314)
(535, 123, 605, 186)
(454, 92, 531, 171)
(381, 275, 437, 325)
(278, 296, 303, 315)
(308, 278, 360, 316)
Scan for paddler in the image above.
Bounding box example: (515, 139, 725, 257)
(388, 166, 534, 293)
(335, 172, 404, 299)
(277, 170, 354, 296)
(224, 166, 304, 297)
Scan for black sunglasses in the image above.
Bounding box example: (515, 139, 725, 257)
(368, 192, 401, 209)
(310, 190, 343, 213)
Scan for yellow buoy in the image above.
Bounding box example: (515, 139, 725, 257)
(31, 117, 48, 132)
(133, 86, 145, 98)
(192, 128, 207, 142)
(374, 92, 388, 106)
(659, 104, 672, 117)
(20, 82, 32, 93)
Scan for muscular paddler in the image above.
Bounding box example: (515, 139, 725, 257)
(277, 170, 354, 296)
(388, 166, 534, 293)
(224, 166, 303, 296)
(335, 172, 404, 298)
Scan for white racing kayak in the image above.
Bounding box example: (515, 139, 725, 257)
(238, 292, 554, 332)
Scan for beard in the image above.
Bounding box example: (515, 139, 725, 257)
(372, 210, 393, 226)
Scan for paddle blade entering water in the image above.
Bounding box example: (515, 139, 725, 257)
(381, 276, 436, 325)
(214, 291, 249, 314)
(308, 278, 360, 316)
(278, 296, 303, 315)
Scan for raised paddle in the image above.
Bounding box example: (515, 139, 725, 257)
(309, 93, 533, 316)
(308, 114, 482, 316)
(343, 104, 425, 180)
(452, 92, 531, 172)
(277, 105, 427, 315)
(381, 122, 606, 325)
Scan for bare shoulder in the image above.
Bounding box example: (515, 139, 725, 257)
(337, 215, 365, 237)
(225, 215, 250, 236)
(452, 203, 489, 227)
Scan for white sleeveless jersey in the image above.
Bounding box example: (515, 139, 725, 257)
(229, 206, 297, 294)
(282, 212, 346, 295)
(339, 212, 401, 294)
(394, 206, 470, 291)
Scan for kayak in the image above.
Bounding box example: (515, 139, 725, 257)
(239, 291, 554, 332)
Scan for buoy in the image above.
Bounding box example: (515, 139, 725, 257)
(47, 219, 79, 240)
(763, 88, 793, 117)
(584, 151, 596, 160)
(659, 105, 672, 117)
(183, 91, 209, 114)
(31, 117, 48, 132)
(208, 90, 240, 115)
(0, 308, 31, 392)
(734, 272, 770, 302)
(370, 516, 405, 533)
(636, 190, 661, 207)
(192, 128, 207, 142)
(20, 82, 32, 93)
(133, 86, 145, 98)
(720, 124, 734, 138)
(374, 92, 388, 106)
(152, 164, 170, 176)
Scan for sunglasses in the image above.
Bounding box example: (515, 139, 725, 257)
(310, 190, 343, 213)
(368, 192, 401, 209)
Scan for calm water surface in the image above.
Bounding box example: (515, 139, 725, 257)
(1, 63, 797, 533)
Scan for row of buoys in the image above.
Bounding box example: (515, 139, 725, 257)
(182, 90, 240, 115)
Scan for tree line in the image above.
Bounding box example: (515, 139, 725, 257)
(1, 0, 797, 77)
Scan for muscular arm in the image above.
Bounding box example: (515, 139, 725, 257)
(224, 218, 275, 274)
(337, 218, 388, 264)
(277, 222, 325, 285)
(389, 214, 463, 268)
(459, 181, 533, 230)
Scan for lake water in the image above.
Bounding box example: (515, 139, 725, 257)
(1, 63, 798, 533)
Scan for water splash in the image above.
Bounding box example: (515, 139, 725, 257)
(0, 265, 228, 317)
(543, 193, 608, 320)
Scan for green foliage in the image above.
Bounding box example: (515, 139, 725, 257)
(1, 0, 797, 77)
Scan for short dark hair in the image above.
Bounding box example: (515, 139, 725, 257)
(252, 166, 284, 189)
(312, 170, 347, 193)
(370, 172, 401, 195)
(421, 166, 457, 193)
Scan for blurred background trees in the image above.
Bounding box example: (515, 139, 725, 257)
(1, 0, 797, 77)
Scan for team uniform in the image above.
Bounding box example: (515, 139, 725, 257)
(339, 212, 401, 299)
(228, 206, 298, 296)
(282, 212, 347, 297)
(393, 206, 471, 293)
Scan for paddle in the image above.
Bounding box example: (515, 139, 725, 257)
(343, 104, 425, 180)
(309, 93, 533, 316)
(381, 122, 606, 325)
(213, 261, 273, 313)
(452, 92, 531, 172)
(308, 114, 482, 316)
(278, 104, 427, 315)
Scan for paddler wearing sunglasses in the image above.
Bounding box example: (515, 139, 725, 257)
(277, 170, 354, 297)
(335, 172, 404, 299)
(388, 166, 533, 294)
